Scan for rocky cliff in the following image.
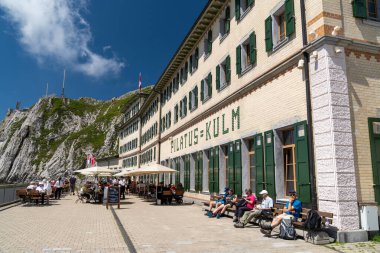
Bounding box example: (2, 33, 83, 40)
(0, 88, 150, 183)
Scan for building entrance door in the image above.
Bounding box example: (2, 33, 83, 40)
(369, 118, 380, 204)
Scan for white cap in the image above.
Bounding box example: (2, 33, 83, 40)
(259, 190, 268, 195)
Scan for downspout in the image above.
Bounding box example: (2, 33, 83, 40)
(300, 0, 318, 210)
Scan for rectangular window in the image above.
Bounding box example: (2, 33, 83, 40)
(174, 104, 179, 123)
(189, 85, 198, 111)
(237, 32, 256, 75)
(216, 56, 231, 91)
(201, 73, 212, 102)
(204, 30, 212, 57)
(220, 6, 231, 38)
(368, 0, 380, 19)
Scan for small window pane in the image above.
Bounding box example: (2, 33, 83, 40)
(373, 122, 380, 134)
(256, 138, 261, 146)
(298, 125, 305, 137)
(266, 133, 272, 144)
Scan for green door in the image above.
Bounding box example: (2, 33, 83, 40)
(264, 130, 276, 197)
(254, 134, 265, 194)
(369, 118, 380, 204)
(227, 141, 242, 196)
(195, 151, 203, 192)
(209, 148, 219, 194)
(294, 122, 311, 203)
(184, 155, 190, 191)
(175, 158, 180, 186)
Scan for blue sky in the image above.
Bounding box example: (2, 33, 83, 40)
(0, 0, 207, 119)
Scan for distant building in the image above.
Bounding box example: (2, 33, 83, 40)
(97, 155, 120, 171)
(117, 0, 380, 241)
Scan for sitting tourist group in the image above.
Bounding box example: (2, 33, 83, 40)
(205, 188, 302, 236)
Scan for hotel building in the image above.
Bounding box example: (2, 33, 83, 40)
(117, 0, 380, 241)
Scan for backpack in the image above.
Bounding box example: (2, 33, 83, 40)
(303, 209, 322, 230)
(279, 219, 297, 240)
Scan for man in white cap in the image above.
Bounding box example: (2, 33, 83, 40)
(43, 179, 52, 205)
(234, 189, 273, 228)
(36, 182, 46, 205)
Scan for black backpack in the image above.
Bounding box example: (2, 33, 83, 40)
(303, 209, 322, 230)
(279, 219, 297, 240)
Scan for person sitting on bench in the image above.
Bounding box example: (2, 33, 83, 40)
(206, 187, 229, 217)
(233, 189, 256, 223)
(209, 189, 237, 219)
(260, 190, 302, 235)
(235, 189, 273, 228)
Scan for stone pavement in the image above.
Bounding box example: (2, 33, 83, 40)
(1, 193, 379, 253)
(0, 194, 127, 253)
(114, 195, 334, 253)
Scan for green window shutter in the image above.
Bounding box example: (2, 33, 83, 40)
(227, 142, 234, 192)
(254, 134, 264, 194)
(225, 7, 231, 34)
(216, 65, 220, 91)
(184, 96, 187, 116)
(214, 147, 219, 193)
(368, 118, 380, 204)
(235, 0, 241, 20)
(195, 153, 199, 192)
(195, 48, 199, 69)
(285, 0, 295, 37)
(226, 56, 231, 83)
(201, 80, 204, 101)
(352, 0, 367, 18)
(209, 149, 214, 193)
(185, 62, 188, 80)
(248, 0, 254, 7)
(194, 86, 198, 108)
(234, 140, 242, 196)
(265, 16, 273, 52)
(189, 57, 193, 73)
(208, 73, 212, 98)
(189, 91, 192, 110)
(179, 100, 183, 117)
(249, 32, 257, 65)
(294, 122, 311, 204)
(208, 30, 213, 54)
(236, 45, 242, 75)
(264, 130, 276, 198)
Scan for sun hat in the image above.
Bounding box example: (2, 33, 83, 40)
(259, 190, 268, 195)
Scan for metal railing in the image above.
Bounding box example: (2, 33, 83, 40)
(0, 184, 28, 206)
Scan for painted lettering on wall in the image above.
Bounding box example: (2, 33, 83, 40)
(171, 106, 240, 153)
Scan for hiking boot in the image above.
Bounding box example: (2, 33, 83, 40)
(260, 228, 272, 236)
(208, 212, 215, 218)
(216, 213, 221, 219)
(205, 211, 211, 216)
(232, 216, 238, 222)
(234, 222, 245, 228)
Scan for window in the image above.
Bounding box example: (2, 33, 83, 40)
(174, 104, 179, 123)
(180, 96, 187, 118)
(204, 30, 212, 57)
(189, 48, 199, 74)
(265, 0, 295, 52)
(248, 139, 256, 193)
(220, 7, 231, 39)
(189, 85, 199, 111)
(235, 0, 254, 21)
(353, 0, 380, 21)
(201, 73, 212, 102)
(236, 32, 256, 75)
(216, 56, 231, 91)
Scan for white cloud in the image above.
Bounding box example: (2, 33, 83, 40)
(0, 0, 124, 78)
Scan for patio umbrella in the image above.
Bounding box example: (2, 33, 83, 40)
(113, 167, 137, 177)
(73, 166, 115, 175)
(138, 164, 177, 204)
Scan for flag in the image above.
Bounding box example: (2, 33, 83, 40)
(138, 72, 142, 92)
(91, 155, 96, 166)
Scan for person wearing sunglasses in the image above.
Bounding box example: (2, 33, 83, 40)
(260, 190, 302, 235)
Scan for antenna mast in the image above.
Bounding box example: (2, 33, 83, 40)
(61, 69, 66, 98)
(45, 82, 49, 98)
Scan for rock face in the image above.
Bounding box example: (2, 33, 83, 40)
(0, 89, 146, 183)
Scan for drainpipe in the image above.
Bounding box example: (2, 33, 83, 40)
(300, 0, 318, 210)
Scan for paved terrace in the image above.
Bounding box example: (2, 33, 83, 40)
(0, 194, 379, 253)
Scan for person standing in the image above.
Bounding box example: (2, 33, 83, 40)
(43, 179, 52, 205)
(69, 175, 76, 196)
(119, 178, 126, 199)
(54, 177, 64, 200)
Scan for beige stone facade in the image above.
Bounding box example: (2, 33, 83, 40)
(117, 0, 380, 240)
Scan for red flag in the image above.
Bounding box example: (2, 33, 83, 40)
(138, 72, 142, 92)
(91, 155, 96, 166)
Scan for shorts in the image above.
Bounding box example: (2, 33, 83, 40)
(215, 200, 224, 205)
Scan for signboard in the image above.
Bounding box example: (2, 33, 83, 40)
(106, 186, 120, 209)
